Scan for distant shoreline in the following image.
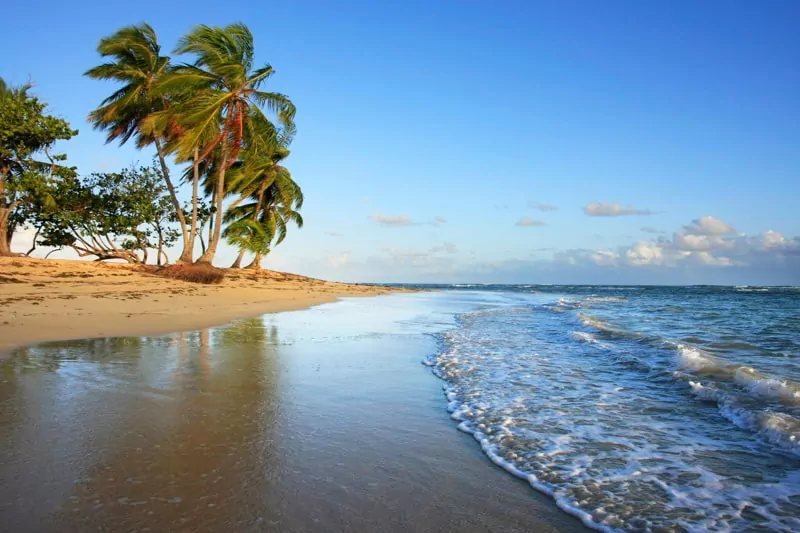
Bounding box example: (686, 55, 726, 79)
(0, 257, 409, 358)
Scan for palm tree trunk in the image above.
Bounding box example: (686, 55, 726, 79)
(230, 249, 245, 268)
(206, 210, 214, 249)
(157, 227, 164, 266)
(195, 155, 227, 265)
(154, 137, 192, 264)
(186, 147, 200, 262)
(245, 252, 261, 270)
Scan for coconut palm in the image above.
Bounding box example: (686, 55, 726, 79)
(224, 169, 303, 270)
(160, 23, 295, 265)
(84, 24, 195, 263)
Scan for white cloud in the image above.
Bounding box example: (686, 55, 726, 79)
(325, 232, 344, 237)
(556, 216, 793, 271)
(583, 202, 656, 217)
(515, 217, 546, 227)
(430, 242, 458, 254)
(591, 249, 619, 266)
(672, 232, 735, 252)
(683, 216, 736, 236)
(690, 251, 735, 267)
(529, 202, 559, 212)
(641, 226, 663, 234)
(369, 213, 413, 226)
(326, 252, 350, 268)
(625, 241, 670, 266)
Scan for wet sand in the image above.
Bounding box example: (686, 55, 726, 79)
(0, 293, 588, 532)
(0, 257, 405, 357)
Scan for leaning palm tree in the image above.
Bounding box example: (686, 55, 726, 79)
(160, 23, 295, 265)
(224, 219, 273, 268)
(84, 24, 194, 264)
(224, 170, 303, 270)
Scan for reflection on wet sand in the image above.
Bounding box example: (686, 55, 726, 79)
(1, 295, 587, 533)
(1, 320, 281, 532)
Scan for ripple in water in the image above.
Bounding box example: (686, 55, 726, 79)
(425, 286, 800, 533)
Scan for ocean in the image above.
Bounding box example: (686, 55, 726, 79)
(410, 285, 800, 532)
(2, 287, 798, 532)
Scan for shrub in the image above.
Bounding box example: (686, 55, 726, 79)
(154, 264, 225, 285)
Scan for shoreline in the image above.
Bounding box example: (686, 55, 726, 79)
(0, 257, 408, 358)
(0, 290, 588, 533)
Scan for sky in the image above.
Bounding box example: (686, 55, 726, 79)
(4, 0, 799, 284)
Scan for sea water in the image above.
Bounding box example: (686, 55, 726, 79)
(415, 286, 800, 533)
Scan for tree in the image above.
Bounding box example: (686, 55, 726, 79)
(35, 162, 179, 263)
(84, 24, 195, 263)
(0, 77, 77, 256)
(224, 168, 303, 270)
(160, 23, 296, 265)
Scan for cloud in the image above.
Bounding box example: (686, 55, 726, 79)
(541, 215, 794, 273)
(515, 217, 546, 227)
(583, 202, 656, 217)
(359, 197, 370, 203)
(369, 213, 447, 227)
(430, 242, 458, 254)
(641, 226, 663, 234)
(528, 202, 559, 212)
(671, 232, 734, 252)
(369, 213, 413, 226)
(326, 252, 350, 268)
(267, 214, 800, 286)
(683, 215, 736, 236)
(325, 232, 344, 237)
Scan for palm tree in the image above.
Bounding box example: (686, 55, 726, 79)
(224, 125, 292, 268)
(85, 23, 195, 264)
(161, 23, 295, 265)
(224, 169, 303, 270)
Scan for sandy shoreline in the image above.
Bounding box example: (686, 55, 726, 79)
(0, 257, 406, 357)
(0, 291, 587, 532)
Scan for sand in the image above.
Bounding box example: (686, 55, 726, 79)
(0, 257, 405, 357)
(0, 292, 588, 532)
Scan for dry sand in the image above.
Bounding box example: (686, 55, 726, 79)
(0, 257, 405, 357)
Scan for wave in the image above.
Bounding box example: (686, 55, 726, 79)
(733, 367, 800, 405)
(673, 344, 800, 403)
(689, 381, 800, 455)
(427, 288, 800, 532)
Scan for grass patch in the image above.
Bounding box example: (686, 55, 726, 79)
(154, 264, 226, 285)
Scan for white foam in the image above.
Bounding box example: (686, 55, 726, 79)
(689, 381, 800, 455)
(674, 343, 720, 372)
(426, 294, 800, 532)
(733, 367, 800, 405)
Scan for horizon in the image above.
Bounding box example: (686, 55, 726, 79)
(4, 0, 799, 285)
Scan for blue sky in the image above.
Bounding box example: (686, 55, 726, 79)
(4, 0, 799, 284)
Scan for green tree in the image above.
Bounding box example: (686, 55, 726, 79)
(0, 78, 77, 256)
(84, 24, 195, 263)
(224, 168, 303, 270)
(160, 23, 295, 265)
(36, 162, 179, 263)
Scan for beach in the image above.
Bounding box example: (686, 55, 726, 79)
(0, 257, 404, 358)
(3, 264, 797, 532)
(0, 286, 587, 533)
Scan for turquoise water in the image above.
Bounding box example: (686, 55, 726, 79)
(418, 286, 800, 532)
